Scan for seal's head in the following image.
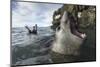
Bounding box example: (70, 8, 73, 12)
(59, 11, 86, 39)
(52, 11, 86, 55)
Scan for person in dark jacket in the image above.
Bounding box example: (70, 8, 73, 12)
(25, 24, 37, 34)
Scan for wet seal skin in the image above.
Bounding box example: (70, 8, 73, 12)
(51, 11, 86, 63)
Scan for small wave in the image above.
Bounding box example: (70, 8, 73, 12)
(15, 55, 53, 65)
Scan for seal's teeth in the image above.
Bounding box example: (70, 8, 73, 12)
(81, 33, 86, 38)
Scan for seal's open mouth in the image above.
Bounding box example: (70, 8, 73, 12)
(69, 14, 86, 39)
(71, 28, 86, 39)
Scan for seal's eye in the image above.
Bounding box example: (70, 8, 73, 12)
(56, 26, 60, 31)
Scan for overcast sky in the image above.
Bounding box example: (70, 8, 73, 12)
(12, 1, 63, 27)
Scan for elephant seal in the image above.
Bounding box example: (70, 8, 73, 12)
(51, 11, 86, 63)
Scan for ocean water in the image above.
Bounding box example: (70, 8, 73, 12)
(12, 27, 54, 65)
(11, 26, 96, 65)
